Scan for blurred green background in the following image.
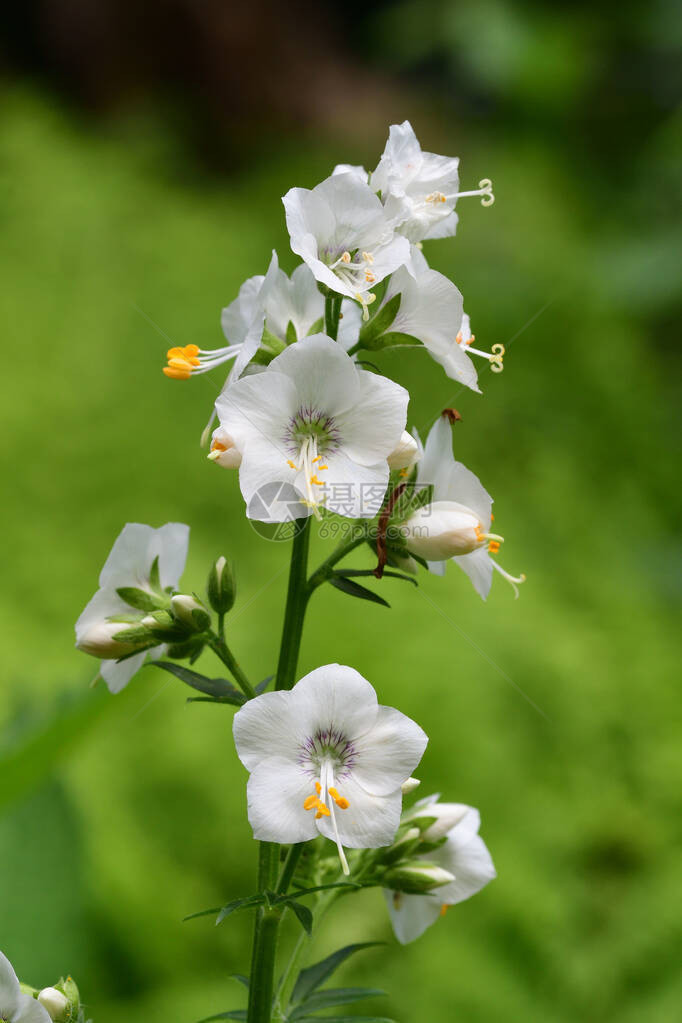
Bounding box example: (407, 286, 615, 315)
(1, 1, 680, 1020)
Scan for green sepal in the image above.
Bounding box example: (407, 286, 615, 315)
(286, 320, 298, 344)
(166, 637, 206, 661)
(116, 587, 165, 612)
(260, 327, 287, 357)
(374, 331, 421, 348)
(111, 625, 151, 643)
(291, 943, 384, 1005)
(207, 558, 236, 614)
(151, 661, 247, 704)
(328, 575, 390, 607)
(306, 316, 324, 336)
(358, 294, 401, 347)
(406, 813, 439, 832)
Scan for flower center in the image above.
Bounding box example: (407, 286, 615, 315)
(285, 410, 340, 517)
(326, 249, 378, 320)
(299, 728, 355, 874)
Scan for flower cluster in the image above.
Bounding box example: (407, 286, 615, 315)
(70, 122, 527, 1017)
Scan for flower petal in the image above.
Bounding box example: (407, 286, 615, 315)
(316, 776, 402, 849)
(434, 832, 497, 905)
(335, 370, 408, 466)
(290, 664, 379, 742)
(320, 451, 389, 519)
(267, 334, 360, 418)
(245, 755, 318, 844)
(452, 546, 494, 600)
(0, 951, 22, 1019)
(15, 993, 52, 1023)
(383, 888, 442, 945)
(155, 522, 190, 590)
(352, 705, 428, 796)
(233, 690, 302, 772)
(100, 649, 151, 693)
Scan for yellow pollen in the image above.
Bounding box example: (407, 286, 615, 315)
(362, 251, 374, 264)
(303, 794, 318, 811)
(440, 904, 449, 917)
(490, 513, 494, 521)
(318, 464, 328, 470)
(211, 440, 227, 453)
(310, 475, 325, 486)
(312, 455, 322, 463)
(315, 807, 331, 819)
(475, 524, 485, 543)
(315, 782, 321, 795)
(365, 270, 376, 283)
(163, 365, 191, 380)
(328, 786, 350, 810)
(455, 331, 463, 345)
(341, 251, 351, 263)
(488, 540, 501, 554)
(287, 459, 298, 469)
(164, 344, 200, 379)
(399, 467, 409, 478)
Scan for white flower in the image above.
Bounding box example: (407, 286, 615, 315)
(75, 522, 190, 692)
(207, 426, 242, 469)
(283, 172, 411, 319)
(263, 262, 363, 352)
(384, 800, 496, 943)
(163, 251, 279, 383)
(405, 416, 524, 599)
(370, 121, 494, 243)
(381, 267, 504, 390)
(215, 334, 409, 521)
(0, 952, 51, 1023)
(233, 664, 428, 874)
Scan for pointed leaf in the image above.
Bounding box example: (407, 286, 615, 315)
(196, 1013, 247, 1022)
(292, 943, 384, 1004)
(359, 293, 401, 345)
(337, 569, 417, 587)
(216, 894, 266, 924)
(286, 320, 298, 344)
(151, 661, 246, 704)
(306, 316, 324, 336)
(287, 900, 313, 935)
(328, 576, 390, 608)
(255, 675, 274, 694)
(294, 1016, 394, 1022)
(280, 881, 363, 902)
(290, 988, 386, 1019)
(230, 975, 249, 989)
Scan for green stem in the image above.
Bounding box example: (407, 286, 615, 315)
(346, 341, 362, 357)
(277, 843, 304, 894)
(325, 293, 342, 341)
(206, 632, 256, 700)
(248, 520, 312, 1023)
(275, 518, 312, 691)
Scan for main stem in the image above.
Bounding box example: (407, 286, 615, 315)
(247, 518, 312, 1023)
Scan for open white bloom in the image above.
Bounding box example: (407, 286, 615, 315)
(263, 262, 363, 352)
(370, 120, 494, 243)
(215, 334, 408, 521)
(403, 416, 524, 599)
(0, 952, 51, 1023)
(382, 267, 504, 390)
(75, 522, 190, 692)
(164, 251, 279, 385)
(283, 172, 411, 319)
(233, 664, 428, 874)
(384, 799, 496, 944)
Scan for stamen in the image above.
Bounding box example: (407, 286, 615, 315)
(440, 904, 449, 917)
(488, 540, 501, 554)
(163, 342, 244, 379)
(303, 794, 318, 811)
(287, 459, 298, 470)
(328, 786, 350, 810)
(315, 782, 321, 795)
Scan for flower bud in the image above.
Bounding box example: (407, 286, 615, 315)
(37, 988, 69, 1021)
(207, 556, 236, 614)
(416, 802, 471, 842)
(76, 620, 145, 659)
(401, 776, 421, 794)
(402, 501, 484, 560)
(381, 826, 422, 865)
(170, 594, 211, 632)
(384, 861, 455, 894)
(207, 427, 242, 469)
(387, 430, 420, 471)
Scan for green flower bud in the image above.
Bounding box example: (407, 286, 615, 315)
(383, 861, 455, 894)
(401, 776, 421, 794)
(207, 556, 236, 614)
(381, 826, 422, 865)
(170, 594, 211, 632)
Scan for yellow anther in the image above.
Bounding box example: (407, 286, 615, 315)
(488, 540, 501, 554)
(328, 786, 350, 810)
(315, 781, 322, 795)
(164, 344, 200, 379)
(365, 270, 376, 284)
(312, 455, 322, 463)
(318, 464, 328, 471)
(426, 191, 446, 204)
(399, 467, 409, 478)
(303, 794, 318, 811)
(440, 904, 449, 917)
(287, 459, 298, 469)
(475, 524, 485, 543)
(341, 251, 351, 263)
(310, 475, 325, 486)
(362, 251, 374, 264)
(315, 806, 331, 819)
(163, 365, 191, 380)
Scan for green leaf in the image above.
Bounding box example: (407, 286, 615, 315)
(230, 975, 249, 989)
(184, 893, 265, 923)
(291, 943, 384, 1004)
(359, 293, 401, 346)
(375, 331, 421, 348)
(287, 899, 313, 935)
(290, 988, 386, 1019)
(328, 576, 390, 608)
(284, 881, 363, 901)
(307, 316, 324, 335)
(255, 675, 273, 694)
(336, 569, 417, 587)
(115, 586, 164, 612)
(150, 662, 246, 704)
(294, 1016, 395, 1022)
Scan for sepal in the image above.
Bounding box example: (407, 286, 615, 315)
(207, 556, 236, 614)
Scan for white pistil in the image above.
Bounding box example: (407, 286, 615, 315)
(426, 178, 495, 207)
(321, 761, 350, 875)
(491, 560, 526, 599)
(456, 335, 505, 373)
(296, 437, 328, 519)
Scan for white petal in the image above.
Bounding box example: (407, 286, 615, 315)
(233, 690, 301, 772)
(98, 523, 156, 589)
(335, 370, 409, 466)
(245, 756, 318, 844)
(75, 586, 129, 641)
(332, 163, 369, 184)
(320, 451, 389, 519)
(370, 120, 422, 194)
(434, 832, 497, 905)
(155, 522, 190, 589)
(15, 994, 52, 1023)
(453, 546, 494, 601)
(291, 664, 379, 741)
(0, 951, 22, 1019)
(423, 209, 459, 240)
(383, 888, 442, 944)
(265, 263, 323, 341)
(99, 649, 151, 693)
(352, 705, 428, 796)
(267, 334, 360, 418)
(336, 300, 363, 352)
(215, 370, 298, 450)
(417, 415, 454, 495)
(316, 776, 402, 849)
(238, 438, 306, 521)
